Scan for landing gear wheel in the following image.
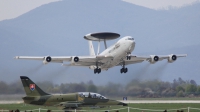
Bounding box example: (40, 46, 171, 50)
(94, 69, 97, 74)
(126, 56, 131, 60)
(94, 68, 101, 74)
(97, 68, 101, 74)
(126, 52, 131, 60)
(120, 68, 123, 73)
(124, 68, 128, 73)
(120, 68, 128, 73)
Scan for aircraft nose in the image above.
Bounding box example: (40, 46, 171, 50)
(130, 40, 135, 45)
(132, 39, 135, 43)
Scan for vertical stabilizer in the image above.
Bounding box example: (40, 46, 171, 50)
(88, 41, 95, 56)
(20, 76, 49, 96)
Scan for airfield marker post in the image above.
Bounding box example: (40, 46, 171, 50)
(188, 107, 190, 112)
(128, 107, 129, 112)
(39, 108, 40, 112)
(75, 109, 76, 112)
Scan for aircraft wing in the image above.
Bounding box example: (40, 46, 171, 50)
(58, 101, 83, 105)
(124, 54, 187, 65)
(15, 55, 113, 66)
(55, 101, 83, 107)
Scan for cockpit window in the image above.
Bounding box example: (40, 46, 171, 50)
(78, 92, 107, 99)
(125, 36, 134, 40)
(128, 37, 134, 40)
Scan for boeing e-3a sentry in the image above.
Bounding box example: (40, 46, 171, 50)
(20, 76, 127, 110)
(15, 32, 187, 74)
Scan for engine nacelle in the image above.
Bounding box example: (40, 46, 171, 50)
(74, 56, 79, 62)
(43, 56, 51, 64)
(71, 56, 79, 64)
(149, 55, 159, 64)
(168, 54, 177, 63)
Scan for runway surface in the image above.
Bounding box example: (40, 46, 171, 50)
(120, 100, 200, 103)
(1, 100, 200, 104)
(0, 101, 23, 104)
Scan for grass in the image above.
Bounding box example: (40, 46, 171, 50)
(1, 103, 200, 112)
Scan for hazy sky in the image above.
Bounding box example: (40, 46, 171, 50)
(0, 0, 60, 21)
(123, 0, 200, 9)
(0, 0, 199, 21)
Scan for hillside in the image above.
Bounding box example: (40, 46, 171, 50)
(0, 0, 199, 85)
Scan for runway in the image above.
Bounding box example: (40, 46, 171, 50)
(120, 100, 200, 103)
(1, 100, 200, 104)
(0, 101, 23, 104)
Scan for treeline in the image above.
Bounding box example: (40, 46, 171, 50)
(0, 77, 200, 98)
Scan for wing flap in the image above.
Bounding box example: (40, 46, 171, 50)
(15, 56, 71, 63)
(15, 55, 113, 66)
(15, 56, 44, 60)
(78, 55, 113, 62)
(63, 62, 97, 67)
(123, 54, 187, 65)
(157, 54, 187, 60)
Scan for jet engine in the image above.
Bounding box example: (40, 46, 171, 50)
(71, 56, 79, 64)
(168, 54, 177, 63)
(149, 55, 159, 64)
(43, 56, 51, 64)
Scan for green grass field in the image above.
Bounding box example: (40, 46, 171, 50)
(0, 103, 200, 112)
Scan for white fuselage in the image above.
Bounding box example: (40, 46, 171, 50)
(97, 36, 135, 70)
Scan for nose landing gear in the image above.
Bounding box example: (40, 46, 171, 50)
(126, 56, 131, 60)
(126, 52, 131, 60)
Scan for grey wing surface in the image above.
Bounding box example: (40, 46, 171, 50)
(15, 55, 113, 67)
(123, 54, 187, 65)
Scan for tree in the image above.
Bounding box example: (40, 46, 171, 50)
(176, 86, 185, 92)
(87, 85, 97, 93)
(68, 83, 86, 93)
(178, 77, 185, 84)
(186, 84, 197, 94)
(196, 86, 200, 95)
(126, 86, 143, 96)
(0, 81, 8, 94)
(176, 90, 184, 97)
(190, 80, 197, 86)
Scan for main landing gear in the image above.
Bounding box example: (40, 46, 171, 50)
(121, 53, 131, 73)
(120, 67, 128, 73)
(94, 68, 101, 74)
(120, 61, 128, 73)
(94, 62, 101, 74)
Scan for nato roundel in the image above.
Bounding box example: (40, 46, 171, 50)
(30, 84, 35, 91)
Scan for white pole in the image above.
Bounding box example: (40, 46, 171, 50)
(104, 39, 107, 49)
(188, 107, 190, 112)
(128, 107, 129, 112)
(75, 109, 76, 112)
(39, 108, 40, 112)
(97, 40, 100, 55)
